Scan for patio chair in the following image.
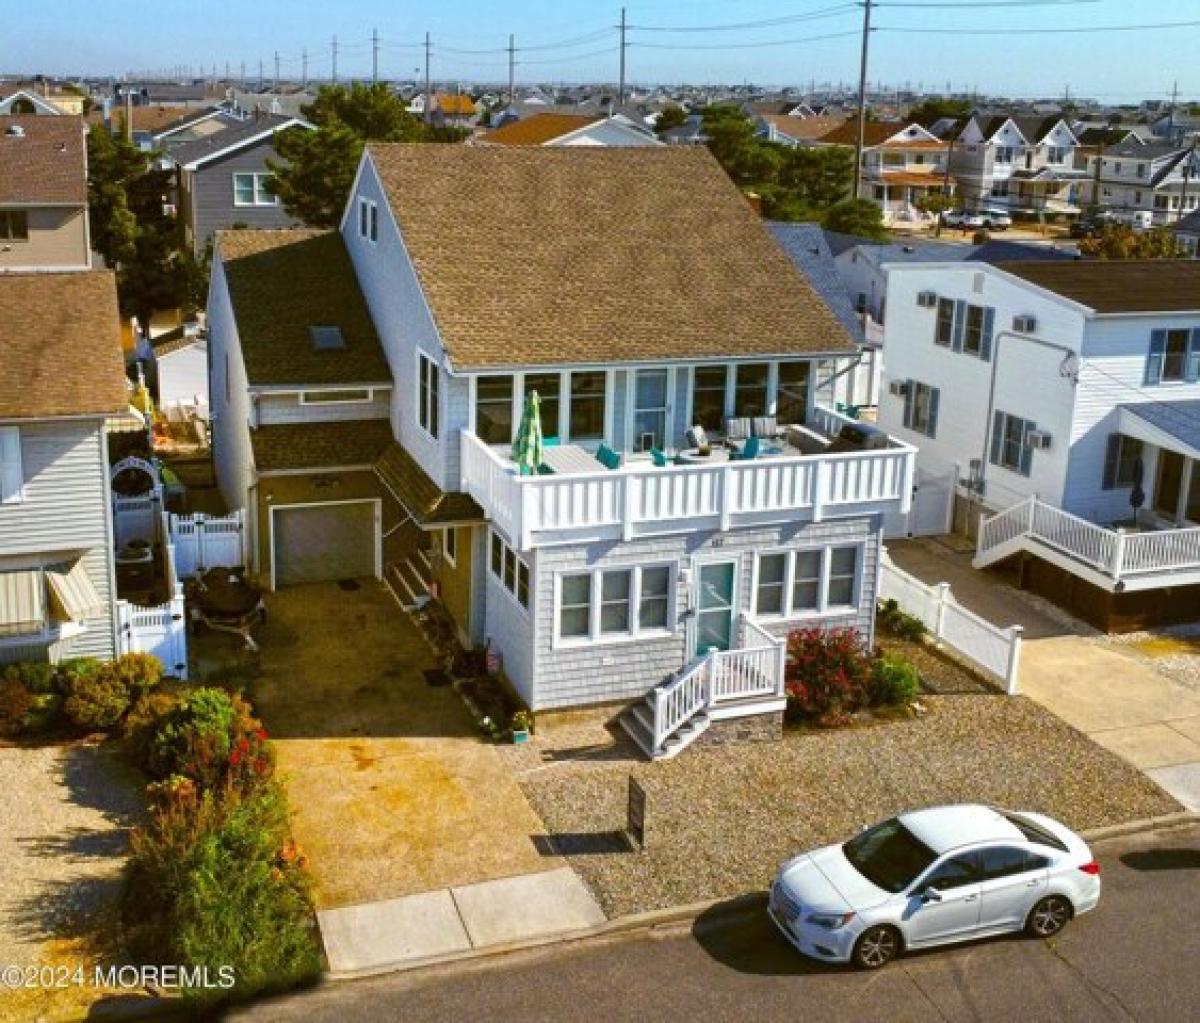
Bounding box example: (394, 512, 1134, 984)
(650, 447, 669, 467)
(751, 415, 780, 439)
(543, 436, 561, 447)
(595, 443, 621, 471)
(685, 425, 709, 450)
(725, 417, 752, 443)
(730, 435, 761, 461)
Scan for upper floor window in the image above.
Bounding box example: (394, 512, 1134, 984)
(0, 426, 24, 505)
(1146, 328, 1199, 384)
(734, 362, 770, 418)
(902, 381, 940, 439)
(417, 351, 439, 439)
(934, 298, 955, 346)
(1045, 146, 1069, 164)
(777, 361, 810, 425)
(633, 369, 669, 451)
(358, 198, 378, 242)
(994, 146, 1015, 164)
(0, 210, 28, 241)
(490, 531, 530, 610)
(232, 172, 277, 206)
(524, 373, 561, 440)
(989, 410, 1035, 476)
(476, 375, 513, 444)
(569, 371, 606, 442)
(692, 366, 728, 433)
(932, 299, 994, 360)
(1136, 163, 1146, 178)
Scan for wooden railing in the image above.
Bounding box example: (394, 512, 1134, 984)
(460, 417, 916, 550)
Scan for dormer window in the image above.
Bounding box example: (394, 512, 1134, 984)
(0, 210, 29, 241)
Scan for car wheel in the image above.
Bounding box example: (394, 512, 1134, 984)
(852, 925, 901, 969)
(1025, 895, 1072, 938)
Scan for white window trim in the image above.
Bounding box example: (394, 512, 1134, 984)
(488, 529, 530, 614)
(750, 544, 864, 621)
(442, 526, 457, 568)
(552, 562, 677, 649)
(299, 388, 373, 405)
(0, 425, 24, 505)
(416, 350, 440, 441)
(468, 369, 614, 447)
(232, 171, 278, 207)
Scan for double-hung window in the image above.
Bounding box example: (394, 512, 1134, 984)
(963, 305, 986, 356)
(755, 546, 861, 617)
(902, 381, 939, 438)
(1102, 434, 1144, 489)
(691, 366, 728, 433)
(934, 298, 955, 347)
(1145, 328, 1199, 384)
(933, 299, 993, 360)
(232, 172, 277, 206)
(417, 352, 439, 439)
(557, 565, 674, 644)
(489, 531, 530, 610)
(989, 410, 1035, 476)
(475, 375, 514, 444)
(568, 371, 606, 442)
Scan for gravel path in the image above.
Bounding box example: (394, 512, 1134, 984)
(1106, 625, 1200, 696)
(520, 694, 1179, 918)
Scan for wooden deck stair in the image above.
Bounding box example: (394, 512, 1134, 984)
(385, 547, 433, 610)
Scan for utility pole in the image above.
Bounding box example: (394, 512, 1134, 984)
(853, 0, 873, 201)
(618, 7, 628, 104)
(508, 34, 516, 107)
(372, 28, 379, 83)
(935, 135, 955, 238)
(273, 51, 279, 92)
(332, 35, 339, 85)
(240, 61, 246, 89)
(1168, 80, 1179, 143)
(302, 49, 308, 90)
(258, 59, 264, 91)
(124, 86, 133, 143)
(1178, 137, 1198, 223)
(424, 31, 432, 123)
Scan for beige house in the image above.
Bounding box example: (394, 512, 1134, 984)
(0, 115, 90, 271)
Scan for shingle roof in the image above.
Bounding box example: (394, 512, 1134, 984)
(0, 272, 127, 419)
(251, 420, 395, 473)
(767, 223, 864, 342)
(481, 113, 602, 146)
(1120, 400, 1200, 455)
(170, 113, 299, 167)
(111, 104, 210, 135)
(1172, 208, 1200, 235)
(1105, 140, 1176, 159)
(758, 114, 845, 140)
(217, 230, 392, 387)
(818, 120, 921, 147)
(374, 443, 484, 525)
(998, 261, 1200, 313)
(968, 240, 1077, 263)
(0, 115, 86, 204)
(367, 144, 857, 369)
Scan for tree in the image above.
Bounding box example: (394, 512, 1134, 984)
(823, 198, 888, 240)
(655, 105, 686, 134)
(268, 83, 467, 228)
(906, 96, 971, 128)
(1079, 224, 1187, 259)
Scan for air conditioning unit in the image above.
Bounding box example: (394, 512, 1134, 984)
(1025, 430, 1053, 450)
(916, 290, 938, 308)
(888, 380, 910, 397)
(1013, 314, 1038, 333)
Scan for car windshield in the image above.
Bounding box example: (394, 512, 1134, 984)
(842, 818, 938, 894)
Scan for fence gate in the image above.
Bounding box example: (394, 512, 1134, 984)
(169, 510, 245, 578)
(116, 596, 189, 679)
(884, 468, 955, 539)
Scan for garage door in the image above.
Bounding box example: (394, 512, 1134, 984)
(273, 502, 377, 586)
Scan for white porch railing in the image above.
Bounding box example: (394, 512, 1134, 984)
(880, 550, 1023, 694)
(461, 413, 916, 551)
(976, 495, 1200, 587)
(169, 510, 246, 578)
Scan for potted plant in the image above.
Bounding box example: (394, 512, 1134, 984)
(510, 709, 534, 744)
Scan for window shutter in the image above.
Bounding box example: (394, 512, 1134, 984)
(927, 387, 940, 438)
(902, 382, 914, 428)
(1187, 328, 1200, 382)
(1019, 420, 1035, 477)
(0, 427, 22, 504)
(1102, 433, 1120, 490)
(980, 307, 996, 362)
(989, 411, 1004, 466)
(1145, 329, 1166, 385)
(952, 300, 966, 352)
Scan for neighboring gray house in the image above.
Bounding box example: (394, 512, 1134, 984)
(0, 272, 128, 665)
(171, 112, 312, 256)
(209, 145, 917, 758)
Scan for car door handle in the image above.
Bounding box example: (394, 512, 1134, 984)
(1027, 880, 1042, 887)
(964, 894, 978, 902)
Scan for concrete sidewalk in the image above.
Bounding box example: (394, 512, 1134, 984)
(317, 867, 606, 976)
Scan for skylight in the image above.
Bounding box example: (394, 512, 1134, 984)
(309, 325, 345, 351)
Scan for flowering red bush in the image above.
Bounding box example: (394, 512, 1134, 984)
(784, 626, 873, 722)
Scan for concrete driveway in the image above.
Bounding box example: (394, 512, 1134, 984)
(888, 538, 1200, 809)
(249, 582, 550, 910)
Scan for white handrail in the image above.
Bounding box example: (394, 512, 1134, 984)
(652, 660, 710, 749)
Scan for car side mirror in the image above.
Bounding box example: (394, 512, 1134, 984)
(920, 886, 943, 903)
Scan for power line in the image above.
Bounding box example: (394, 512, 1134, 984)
(879, 18, 1200, 35)
(633, 29, 860, 51)
(630, 4, 857, 32)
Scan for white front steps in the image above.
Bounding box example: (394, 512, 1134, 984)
(619, 696, 711, 760)
(386, 550, 434, 610)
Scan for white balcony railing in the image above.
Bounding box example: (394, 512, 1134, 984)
(460, 413, 916, 550)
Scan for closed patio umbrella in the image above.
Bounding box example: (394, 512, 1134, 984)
(512, 390, 544, 476)
(1130, 457, 1146, 513)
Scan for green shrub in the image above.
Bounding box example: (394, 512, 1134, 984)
(52, 658, 102, 696)
(124, 690, 184, 769)
(61, 653, 164, 731)
(784, 626, 873, 722)
(125, 781, 321, 1004)
(0, 677, 32, 736)
(2, 660, 55, 695)
(870, 653, 921, 706)
(877, 598, 927, 641)
(23, 693, 63, 735)
(148, 688, 273, 794)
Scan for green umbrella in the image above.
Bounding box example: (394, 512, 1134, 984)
(512, 390, 544, 476)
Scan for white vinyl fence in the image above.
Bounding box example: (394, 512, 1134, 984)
(113, 494, 163, 546)
(169, 510, 245, 578)
(116, 593, 188, 679)
(879, 551, 1023, 694)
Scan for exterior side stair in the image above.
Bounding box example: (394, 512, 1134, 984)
(385, 547, 434, 610)
(618, 689, 711, 761)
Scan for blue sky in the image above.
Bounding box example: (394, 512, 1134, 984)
(4, 0, 1197, 102)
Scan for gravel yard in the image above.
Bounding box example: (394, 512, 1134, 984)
(520, 687, 1179, 918)
(1107, 625, 1200, 696)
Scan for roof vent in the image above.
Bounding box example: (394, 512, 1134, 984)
(309, 325, 345, 351)
(4, 124, 26, 138)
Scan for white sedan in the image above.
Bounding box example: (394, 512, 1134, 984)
(769, 804, 1100, 969)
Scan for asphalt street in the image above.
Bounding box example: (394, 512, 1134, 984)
(231, 822, 1200, 1023)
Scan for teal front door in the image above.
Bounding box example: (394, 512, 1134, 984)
(695, 561, 736, 655)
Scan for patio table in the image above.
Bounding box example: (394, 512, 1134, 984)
(676, 447, 731, 465)
(541, 444, 604, 474)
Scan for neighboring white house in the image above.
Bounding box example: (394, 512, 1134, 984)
(476, 112, 662, 148)
(1083, 139, 1200, 225)
(878, 258, 1200, 628)
(150, 327, 209, 418)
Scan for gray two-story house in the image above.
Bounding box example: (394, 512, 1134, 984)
(208, 146, 916, 757)
(1, 272, 128, 664)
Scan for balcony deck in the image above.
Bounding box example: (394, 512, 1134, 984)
(460, 407, 916, 550)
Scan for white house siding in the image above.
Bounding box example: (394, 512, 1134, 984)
(208, 255, 255, 514)
(877, 265, 1085, 513)
(156, 342, 209, 411)
(521, 517, 880, 711)
(342, 154, 458, 492)
(0, 420, 116, 663)
(483, 560, 536, 706)
(548, 120, 659, 148)
(255, 390, 391, 426)
(1063, 312, 1200, 522)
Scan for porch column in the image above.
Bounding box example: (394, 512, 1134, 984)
(1176, 456, 1194, 526)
